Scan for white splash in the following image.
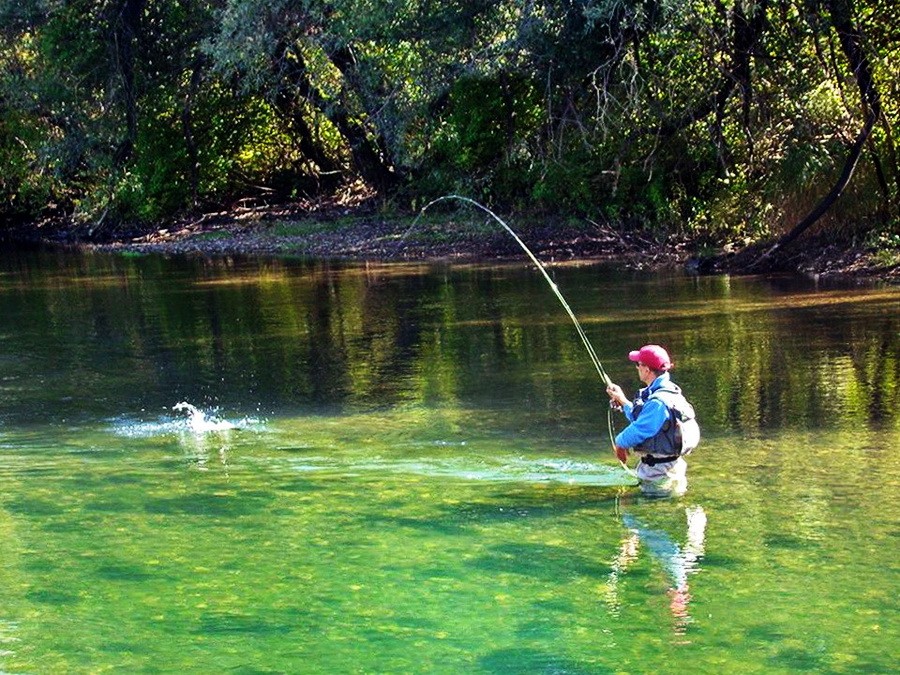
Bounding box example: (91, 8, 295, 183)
(172, 401, 236, 433)
(107, 404, 266, 438)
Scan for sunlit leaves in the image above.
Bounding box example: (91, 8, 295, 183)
(0, 0, 896, 241)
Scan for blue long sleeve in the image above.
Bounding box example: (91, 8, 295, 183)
(615, 397, 669, 448)
(613, 373, 675, 449)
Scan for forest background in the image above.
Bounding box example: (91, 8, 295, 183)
(0, 0, 897, 273)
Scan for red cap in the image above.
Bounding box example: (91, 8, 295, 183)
(628, 344, 672, 371)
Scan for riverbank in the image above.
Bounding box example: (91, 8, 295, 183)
(8, 202, 899, 282)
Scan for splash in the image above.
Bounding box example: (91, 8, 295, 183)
(172, 401, 236, 433)
(107, 405, 266, 439)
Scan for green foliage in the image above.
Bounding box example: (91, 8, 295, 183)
(430, 74, 542, 172)
(688, 176, 774, 243)
(0, 0, 897, 248)
(864, 227, 900, 269)
(0, 106, 54, 218)
(531, 159, 596, 214)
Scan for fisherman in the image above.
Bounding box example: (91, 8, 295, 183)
(606, 344, 699, 497)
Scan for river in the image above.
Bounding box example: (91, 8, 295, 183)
(0, 245, 897, 672)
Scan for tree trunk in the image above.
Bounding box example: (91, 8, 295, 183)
(828, 0, 897, 211)
(329, 45, 400, 194)
(756, 0, 886, 262)
(112, 0, 144, 165)
(278, 43, 398, 194)
(274, 44, 344, 184)
(756, 110, 876, 261)
(638, 0, 766, 147)
(181, 55, 205, 207)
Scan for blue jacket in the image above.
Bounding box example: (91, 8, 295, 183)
(614, 373, 676, 451)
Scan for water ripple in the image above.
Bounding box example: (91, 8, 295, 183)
(282, 453, 636, 486)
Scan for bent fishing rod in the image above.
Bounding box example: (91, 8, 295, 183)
(407, 195, 630, 471)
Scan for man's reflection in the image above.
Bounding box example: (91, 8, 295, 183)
(605, 503, 707, 635)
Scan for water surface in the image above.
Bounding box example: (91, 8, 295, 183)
(0, 246, 897, 672)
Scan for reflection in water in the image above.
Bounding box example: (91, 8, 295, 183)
(0, 620, 18, 660)
(606, 504, 707, 635)
(0, 247, 897, 439)
(181, 428, 231, 474)
(1, 246, 898, 672)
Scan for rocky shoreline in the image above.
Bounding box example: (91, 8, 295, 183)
(93, 216, 666, 268)
(9, 204, 899, 282)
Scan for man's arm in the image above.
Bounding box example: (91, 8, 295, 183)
(614, 398, 668, 449)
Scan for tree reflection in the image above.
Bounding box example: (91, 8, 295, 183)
(0, 249, 896, 440)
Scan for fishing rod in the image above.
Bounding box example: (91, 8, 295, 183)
(408, 196, 612, 385)
(406, 195, 630, 472)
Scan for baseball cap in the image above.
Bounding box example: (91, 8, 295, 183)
(628, 344, 672, 371)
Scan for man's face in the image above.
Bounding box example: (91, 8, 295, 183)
(635, 362, 654, 385)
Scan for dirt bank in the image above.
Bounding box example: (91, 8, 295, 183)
(10, 202, 899, 282)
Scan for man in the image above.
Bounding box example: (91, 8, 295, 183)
(606, 344, 698, 497)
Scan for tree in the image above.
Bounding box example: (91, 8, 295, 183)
(759, 0, 896, 261)
(0, 0, 896, 247)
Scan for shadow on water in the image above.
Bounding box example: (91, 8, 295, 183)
(770, 646, 829, 671)
(480, 647, 608, 675)
(274, 478, 327, 494)
(82, 499, 140, 514)
(194, 612, 297, 636)
(143, 492, 274, 517)
(94, 563, 158, 583)
(469, 542, 610, 580)
(363, 514, 472, 537)
(25, 589, 82, 606)
(3, 498, 67, 516)
(357, 484, 625, 536)
(99, 640, 153, 655)
(440, 485, 625, 522)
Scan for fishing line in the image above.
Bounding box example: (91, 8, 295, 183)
(403, 195, 632, 473)
(405, 195, 612, 385)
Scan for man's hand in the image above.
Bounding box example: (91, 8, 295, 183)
(614, 445, 629, 464)
(606, 383, 628, 409)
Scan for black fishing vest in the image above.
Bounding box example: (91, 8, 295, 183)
(631, 384, 699, 457)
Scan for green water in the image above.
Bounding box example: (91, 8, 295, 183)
(0, 246, 897, 673)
